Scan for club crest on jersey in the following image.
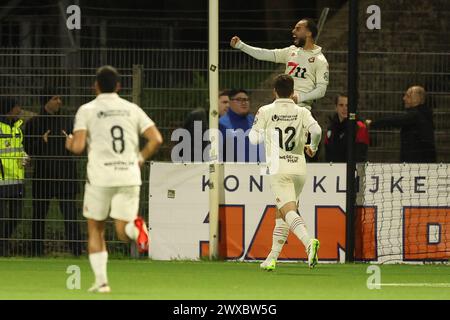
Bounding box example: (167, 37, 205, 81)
(308, 57, 315, 63)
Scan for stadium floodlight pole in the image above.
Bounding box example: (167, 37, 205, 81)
(208, 0, 220, 260)
(346, 0, 358, 263)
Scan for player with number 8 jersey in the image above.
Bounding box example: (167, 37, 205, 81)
(74, 91, 153, 187)
(66, 65, 163, 293)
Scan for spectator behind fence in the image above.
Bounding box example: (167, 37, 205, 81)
(0, 98, 29, 256)
(324, 94, 369, 162)
(181, 107, 209, 162)
(366, 85, 436, 163)
(218, 90, 230, 117)
(23, 93, 82, 256)
(174, 91, 229, 162)
(219, 89, 264, 162)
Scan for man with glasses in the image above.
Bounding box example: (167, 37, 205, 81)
(219, 89, 264, 162)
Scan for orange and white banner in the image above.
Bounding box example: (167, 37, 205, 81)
(148, 162, 450, 263)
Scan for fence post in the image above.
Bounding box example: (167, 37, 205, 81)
(346, 0, 358, 263)
(132, 64, 143, 106)
(130, 64, 144, 259)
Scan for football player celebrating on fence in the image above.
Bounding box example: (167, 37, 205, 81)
(65, 65, 163, 293)
(249, 74, 322, 270)
(230, 18, 329, 111)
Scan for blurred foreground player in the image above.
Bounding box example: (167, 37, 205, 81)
(249, 75, 321, 270)
(65, 66, 163, 293)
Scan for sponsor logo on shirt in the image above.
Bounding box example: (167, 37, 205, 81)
(97, 110, 130, 118)
(271, 114, 298, 122)
(279, 154, 300, 163)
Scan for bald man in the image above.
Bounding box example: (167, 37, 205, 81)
(366, 86, 436, 163)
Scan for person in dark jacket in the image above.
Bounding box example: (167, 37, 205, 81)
(324, 94, 369, 162)
(366, 86, 436, 163)
(181, 107, 209, 162)
(23, 93, 82, 256)
(173, 92, 230, 162)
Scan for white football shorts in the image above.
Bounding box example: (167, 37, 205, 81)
(82, 183, 140, 222)
(269, 174, 306, 209)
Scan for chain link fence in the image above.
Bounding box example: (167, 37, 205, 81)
(1, 47, 449, 256)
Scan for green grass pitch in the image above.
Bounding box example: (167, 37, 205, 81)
(0, 258, 449, 300)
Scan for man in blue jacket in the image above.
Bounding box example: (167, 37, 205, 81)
(219, 89, 264, 162)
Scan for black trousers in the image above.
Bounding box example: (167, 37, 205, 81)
(31, 192, 83, 256)
(0, 184, 24, 256)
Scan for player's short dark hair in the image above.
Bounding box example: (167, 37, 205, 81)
(219, 90, 230, 98)
(335, 93, 348, 105)
(96, 65, 120, 93)
(274, 74, 294, 98)
(228, 89, 249, 99)
(302, 18, 318, 39)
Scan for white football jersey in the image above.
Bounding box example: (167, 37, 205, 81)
(74, 93, 154, 187)
(273, 45, 329, 106)
(250, 98, 318, 175)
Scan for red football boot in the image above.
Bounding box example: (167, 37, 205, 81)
(134, 216, 149, 253)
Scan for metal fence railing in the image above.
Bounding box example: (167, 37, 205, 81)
(1, 47, 449, 256)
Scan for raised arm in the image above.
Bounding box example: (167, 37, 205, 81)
(231, 36, 286, 63)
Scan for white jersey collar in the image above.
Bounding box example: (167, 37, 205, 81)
(274, 98, 296, 104)
(96, 92, 119, 99)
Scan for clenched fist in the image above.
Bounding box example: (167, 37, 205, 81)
(230, 36, 241, 48)
(304, 145, 316, 158)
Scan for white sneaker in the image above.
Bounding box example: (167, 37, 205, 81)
(260, 258, 276, 271)
(88, 283, 111, 293)
(307, 239, 320, 269)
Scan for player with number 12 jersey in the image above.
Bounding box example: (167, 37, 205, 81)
(249, 75, 322, 271)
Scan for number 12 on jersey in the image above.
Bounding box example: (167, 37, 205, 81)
(275, 126, 296, 151)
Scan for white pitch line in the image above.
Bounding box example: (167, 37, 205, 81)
(377, 283, 450, 288)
